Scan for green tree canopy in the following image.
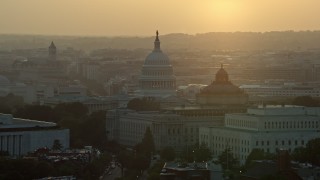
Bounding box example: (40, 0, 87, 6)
(127, 97, 160, 111)
(194, 143, 212, 162)
(218, 148, 239, 171)
(14, 105, 54, 122)
(305, 138, 320, 165)
(245, 148, 275, 166)
(292, 96, 319, 107)
(291, 146, 308, 163)
(290, 138, 320, 165)
(0, 93, 24, 114)
(160, 146, 176, 161)
(139, 127, 155, 157)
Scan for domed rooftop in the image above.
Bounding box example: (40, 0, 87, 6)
(144, 51, 170, 65)
(200, 65, 243, 94)
(49, 41, 56, 49)
(196, 65, 248, 105)
(200, 81, 243, 94)
(139, 31, 176, 97)
(215, 64, 229, 83)
(144, 31, 171, 65)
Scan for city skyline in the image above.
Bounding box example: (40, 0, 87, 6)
(1, 0, 320, 36)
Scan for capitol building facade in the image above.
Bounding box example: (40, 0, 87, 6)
(138, 31, 176, 97)
(106, 37, 249, 150)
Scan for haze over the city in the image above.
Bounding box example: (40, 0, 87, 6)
(1, 0, 320, 36)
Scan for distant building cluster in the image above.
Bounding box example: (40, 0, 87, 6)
(2, 30, 320, 173)
(105, 32, 320, 172)
(107, 33, 248, 151)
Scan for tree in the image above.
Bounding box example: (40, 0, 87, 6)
(305, 138, 320, 165)
(194, 143, 212, 162)
(291, 147, 308, 163)
(0, 93, 24, 114)
(127, 97, 160, 111)
(292, 96, 319, 107)
(81, 111, 107, 148)
(135, 154, 151, 174)
(140, 127, 155, 157)
(180, 144, 198, 162)
(246, 149, 265, 166)
(218, 148, 239, 171)
(52, 139, 63, 151)
(14, 105, 54, 122)
(147, 161, 165, 180)
(53, 102, 88, 120)
(160, 146, 175, 161)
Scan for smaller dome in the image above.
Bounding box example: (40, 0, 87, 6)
(49, 41, 56, 49)
(215, 65, 229, 83)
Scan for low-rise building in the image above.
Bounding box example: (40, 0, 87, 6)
(0, 113, 69, 156)
(199, 105, 320, 165)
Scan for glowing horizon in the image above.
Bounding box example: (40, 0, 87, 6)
(1, 0, 320, 36)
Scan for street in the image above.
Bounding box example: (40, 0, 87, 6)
(102, 165, 122, 180)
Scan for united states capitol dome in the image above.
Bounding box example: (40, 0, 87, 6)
(144, 51, 170, 65)
(144, 31, 171, 65)
(138, 31, 176, 97)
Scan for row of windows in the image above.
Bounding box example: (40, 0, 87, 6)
(210, 136, 250, 146)
(143, 70, 172, 76)
(168, 127, 198, 134)
(226, 118, 256, 129)
(245, 89, 320, 94)
(256, 140, 305, 146)
(145, 60, 169, 65)
(264, 121, 318, 129)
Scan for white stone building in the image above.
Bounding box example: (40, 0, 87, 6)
(240, 84, 320, 98)
(199, 106, 320, 165)
(0, 114, 69, 156)
(138, 31, 176, 97)
(106, 66, 248, 151)
(106, 108, 223, 151)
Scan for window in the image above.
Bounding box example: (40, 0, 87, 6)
(282, 141, 285, 145)
(267, 141, 269, 146)
(275, 141, 278, 145)
(256, 141, 259, 146)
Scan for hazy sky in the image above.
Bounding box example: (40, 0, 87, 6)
(1, 0, 320, 36)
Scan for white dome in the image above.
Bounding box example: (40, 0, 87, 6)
(139, 31, 176, 97)
(144, 50, 170, 65)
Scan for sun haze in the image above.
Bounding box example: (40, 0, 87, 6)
(1, 0, 320, 36)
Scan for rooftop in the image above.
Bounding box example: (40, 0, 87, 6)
(0, 113, 57, 129)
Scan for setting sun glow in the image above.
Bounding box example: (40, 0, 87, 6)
(1, 0, 320, 36)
